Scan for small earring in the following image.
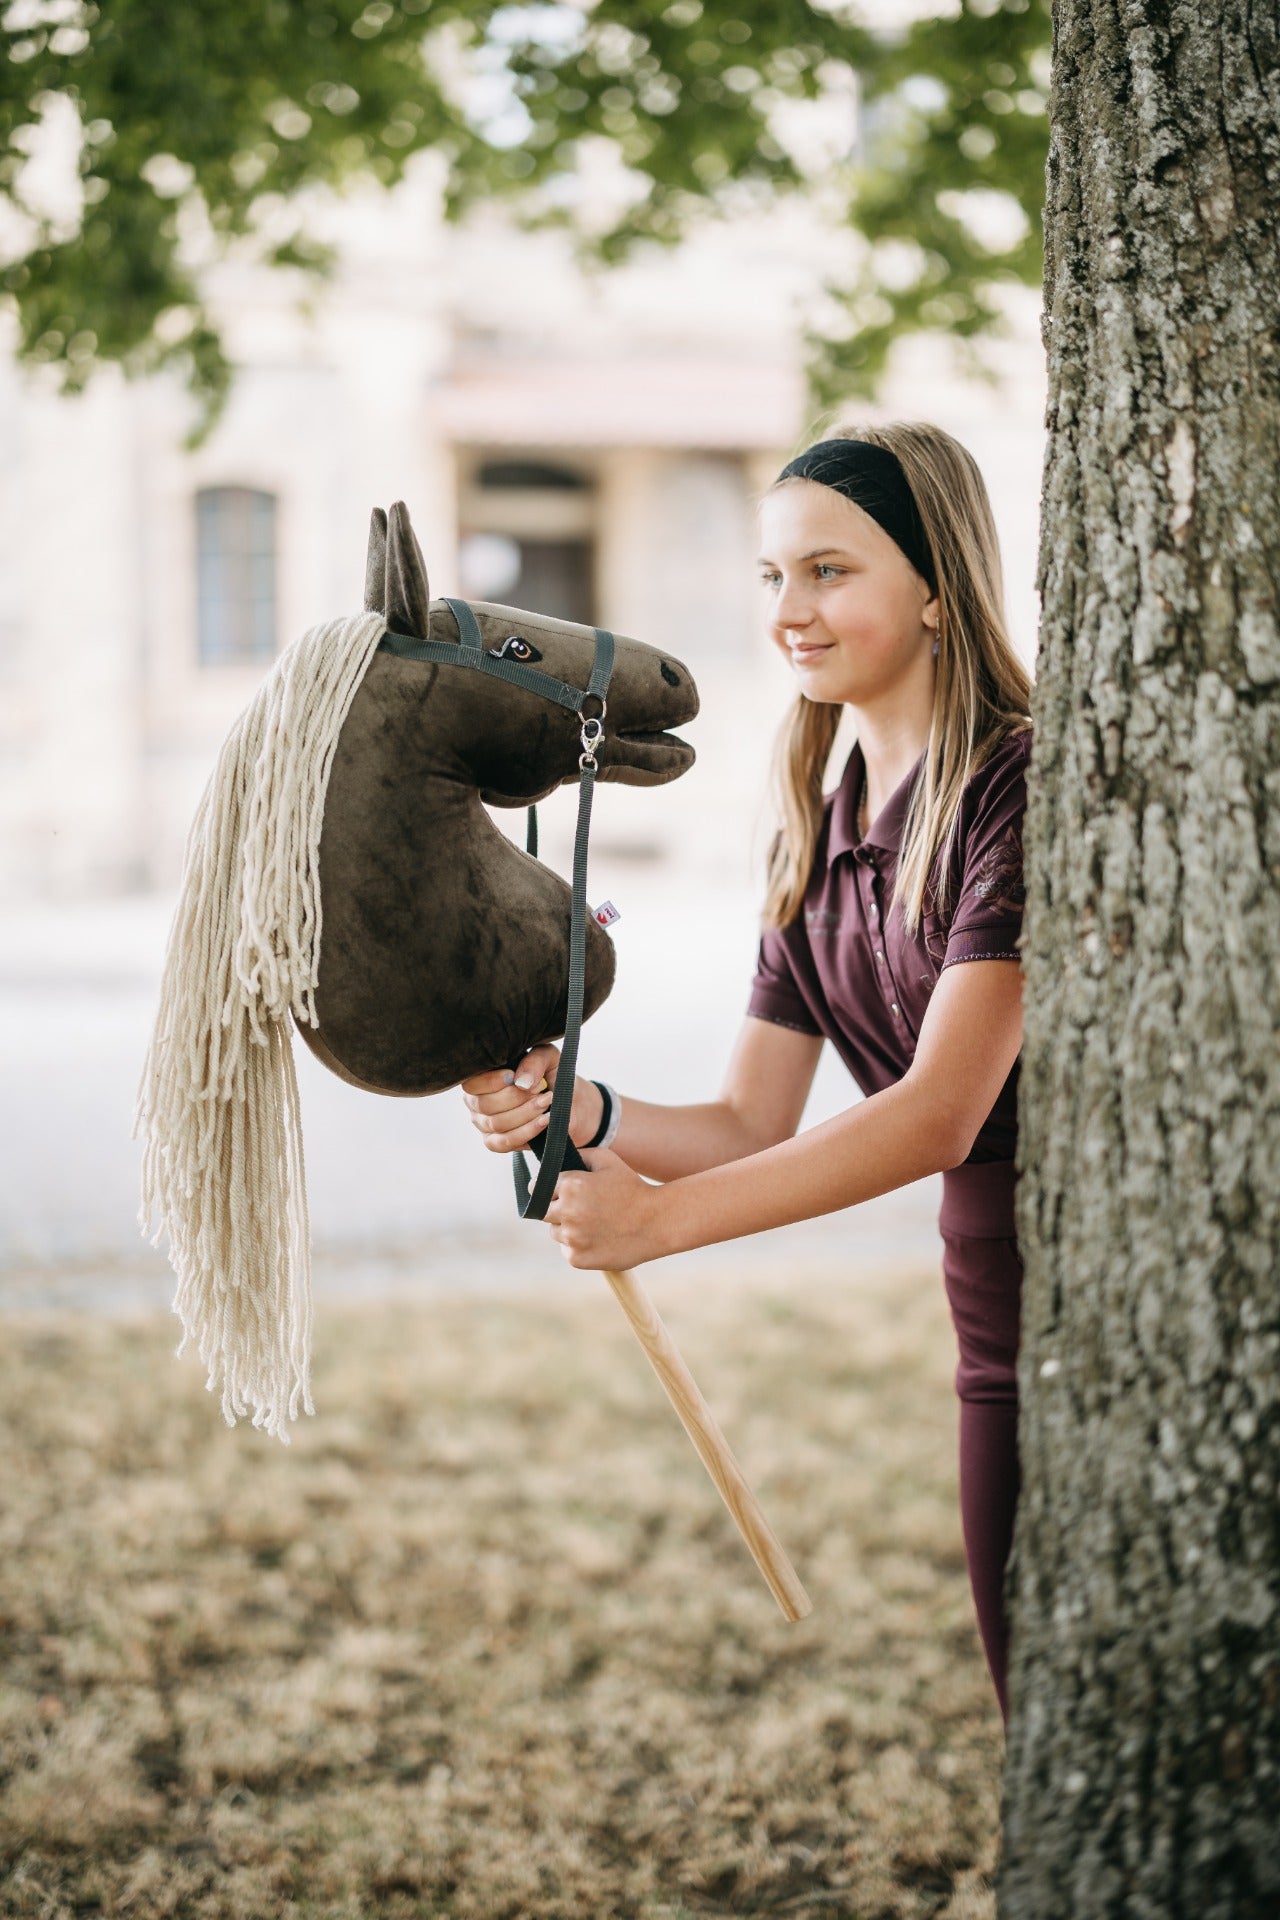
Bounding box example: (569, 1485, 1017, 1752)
(932, 638, 939, 657)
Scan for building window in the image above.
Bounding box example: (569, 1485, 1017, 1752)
(459, 533, 596, 625)
(458, 454, 597, 625)
(196, 487, 277, 665)
(476, 458, 590, 492)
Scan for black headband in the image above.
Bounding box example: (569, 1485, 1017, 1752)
(775, 438, 936, 590)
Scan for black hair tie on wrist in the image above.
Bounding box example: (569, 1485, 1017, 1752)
(584, 1080, 614, 1150)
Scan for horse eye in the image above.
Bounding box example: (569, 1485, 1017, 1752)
(660, 661, 680, 687)
(490, 634, 541, 663)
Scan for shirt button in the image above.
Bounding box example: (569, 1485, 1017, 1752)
(876, 949, 884, 962)
(890, 1002, 900, 1016)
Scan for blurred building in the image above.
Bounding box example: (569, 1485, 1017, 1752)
(0, 158, 1046, 899)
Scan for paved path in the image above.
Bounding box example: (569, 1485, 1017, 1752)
(0, 871, 944, 1310)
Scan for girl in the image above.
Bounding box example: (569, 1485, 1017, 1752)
(461, 424, 1033, 1721)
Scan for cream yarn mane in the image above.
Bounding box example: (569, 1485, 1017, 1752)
(135, 612, 387, 1442)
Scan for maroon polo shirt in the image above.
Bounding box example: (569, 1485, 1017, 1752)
(748, 726, 1032, 1165)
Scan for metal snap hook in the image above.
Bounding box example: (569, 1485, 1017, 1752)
(577, 698, 605, 772)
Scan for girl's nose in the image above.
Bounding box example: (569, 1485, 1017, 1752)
(771, 579, 814, 633)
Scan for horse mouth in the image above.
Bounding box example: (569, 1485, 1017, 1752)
(618, 727, 689, 749)
(617, 694, 698, 751)
(609, 721, 696, 784)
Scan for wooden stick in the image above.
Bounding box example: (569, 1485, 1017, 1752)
(601, 1266, 812, 1623)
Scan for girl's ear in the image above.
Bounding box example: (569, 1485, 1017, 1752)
(923, 590, 941, 656)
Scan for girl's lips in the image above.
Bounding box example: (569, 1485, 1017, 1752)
(789, 643, 834, 661)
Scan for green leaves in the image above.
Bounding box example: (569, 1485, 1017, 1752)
(1, 0, 491, 432)
(813, 0, 1050, 402)
(1, 1, 1049, 436)
(443, 1, 869, 243)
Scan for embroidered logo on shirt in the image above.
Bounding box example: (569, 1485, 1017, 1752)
(972, 823, 1026, 916)
(804, 907, 843, 935)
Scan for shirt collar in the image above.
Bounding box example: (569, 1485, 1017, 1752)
(827, 739, 926, 860)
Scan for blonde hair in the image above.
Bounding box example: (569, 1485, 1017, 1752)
(762, 421, 1033, 933)
(135, 611, 387, 1441)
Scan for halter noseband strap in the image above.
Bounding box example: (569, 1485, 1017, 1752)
(378, 597, 617, 1223)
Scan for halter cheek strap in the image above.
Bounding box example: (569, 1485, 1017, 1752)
(378, 597, 616, 1223)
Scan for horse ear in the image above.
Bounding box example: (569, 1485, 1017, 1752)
(385, 500, 432, 639)
(364, 507, 388, 615)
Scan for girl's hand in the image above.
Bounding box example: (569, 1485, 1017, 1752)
(545, 1149, 669, 1270)
(459, 1044, 605, 1154)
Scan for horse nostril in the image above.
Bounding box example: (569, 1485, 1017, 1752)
(660, 661, 680, 687)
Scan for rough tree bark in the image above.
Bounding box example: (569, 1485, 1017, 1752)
(1001, 3, 1280, 1915)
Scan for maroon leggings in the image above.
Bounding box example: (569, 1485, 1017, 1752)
(938, 1160, 1022, 1722)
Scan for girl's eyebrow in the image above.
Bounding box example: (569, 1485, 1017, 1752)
(755, 547, 853, 566)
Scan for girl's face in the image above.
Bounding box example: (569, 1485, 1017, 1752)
(756, 479, 938, 709)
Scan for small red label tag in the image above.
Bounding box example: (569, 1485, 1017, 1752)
(592, 899, 621, 929)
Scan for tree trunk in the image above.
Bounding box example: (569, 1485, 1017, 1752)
(1000, 3, 1280, 1914)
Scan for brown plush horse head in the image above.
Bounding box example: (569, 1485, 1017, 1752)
(297, 502, 699, 1096)
(136, 499, 698, 1439)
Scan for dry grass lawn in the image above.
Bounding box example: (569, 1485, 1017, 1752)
(0, 1255, 1003, 1919)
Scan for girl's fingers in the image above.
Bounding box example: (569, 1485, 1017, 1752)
(473, 1082, 556, 1149)
(460, 1068, 517, 1096)
(461, 1048, 563, 1153)
(461, 1045, 559, 1104)
(512, 1044, 561, 1091)
(463, 1082, 553, 1129)
(482, 1085, 552, 1133)
(466, 1082, 544, 1116)
(483, 1105, 552, 1153)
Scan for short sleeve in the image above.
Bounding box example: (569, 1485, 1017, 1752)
(940, 730, 1031, 972)
(747, 923, 823, 1035)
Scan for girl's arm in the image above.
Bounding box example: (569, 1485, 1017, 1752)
(596, 1018, 824, 1179)
(460, 1017, 824, 1180)
(547, 958, 1024, 1270)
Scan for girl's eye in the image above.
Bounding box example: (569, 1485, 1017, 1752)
(816, 564, 844, 580)
(759, 572, 781, 589)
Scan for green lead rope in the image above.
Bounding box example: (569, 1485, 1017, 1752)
(379, 597, 615, 1222)
(511, 743, 598, 1220)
